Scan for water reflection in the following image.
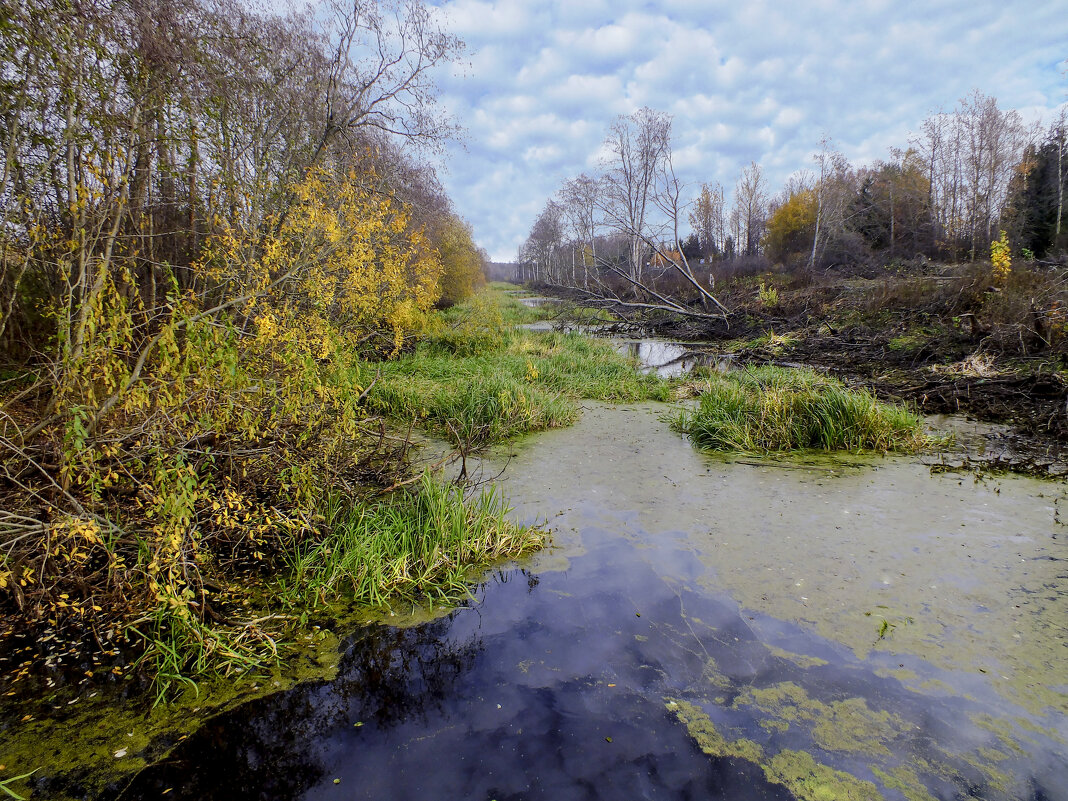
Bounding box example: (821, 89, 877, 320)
(518, 296, 559, 308)
(116, 559, 799, 801)
(115, 532, 1066, 801)
(614, 340, 730, 378)
(112, 404, 1068, 801)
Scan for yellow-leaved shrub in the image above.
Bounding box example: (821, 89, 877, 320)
(4, 167, 446, 685)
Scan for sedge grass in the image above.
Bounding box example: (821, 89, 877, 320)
(368, 326, 670, 446)
(285, 473, 543, 607)
(672, 366, 929, 454)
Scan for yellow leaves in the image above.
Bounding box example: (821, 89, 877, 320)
(230, 168, 443, 358)
(46, 517, 105, 571)
(991, 230, 1012, 285)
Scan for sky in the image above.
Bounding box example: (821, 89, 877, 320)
(423, 0, 1068, 262)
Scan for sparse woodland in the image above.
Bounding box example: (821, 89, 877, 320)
(0, 0, 493, 688)
(520, 99, 1068, 361)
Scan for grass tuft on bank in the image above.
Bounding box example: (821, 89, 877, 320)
(367, 291, 671, 446)
(284, 473, 542, 607)
(671, 366, 929, 453)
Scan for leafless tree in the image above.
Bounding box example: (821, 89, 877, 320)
(688, 182, 725, 259)
(598, 108, 671, 284)
(520, 200, 566, 284)
(310, 0, 462, 165)
(559, 174, 600, 288)
(526, 110, 728, 319)
(958, 91, 1033, 257)
(808, 142, 854, 269)
(912, 93, 1034, 259)
(732, 161, 768, 257)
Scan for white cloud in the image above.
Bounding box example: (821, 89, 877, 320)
(429, 0, 1068, 260)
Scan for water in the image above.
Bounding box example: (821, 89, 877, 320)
(518, 296, 559, 308)
(614, 340, 730, 378)
(114, 403, 1068, 801)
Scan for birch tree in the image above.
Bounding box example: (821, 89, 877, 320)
(688, 182, 725, 259)
(732, 161, 768, 257)
(599, 108, 671, 283)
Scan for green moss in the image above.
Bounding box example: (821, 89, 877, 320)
(870, 765, 938, 801)
(887, 331, 930, 353)
(766, 750, 882, 801)
(748, 330, 800, 355)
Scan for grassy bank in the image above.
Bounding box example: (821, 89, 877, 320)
(672, 366, 930, 453)
(367, 291, 672, 446)
(284, 474, 542, 607)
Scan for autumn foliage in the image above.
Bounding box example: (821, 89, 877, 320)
(0, 0, 485, 686)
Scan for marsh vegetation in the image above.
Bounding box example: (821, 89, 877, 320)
(672, 366, 931, 454)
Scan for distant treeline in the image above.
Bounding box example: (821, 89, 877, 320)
(520, 95, 1066, 288)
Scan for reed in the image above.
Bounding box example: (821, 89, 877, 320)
(368, 327, 670, 446)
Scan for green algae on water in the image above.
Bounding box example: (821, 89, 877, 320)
(766, 644, 829, 670)
(665, 697, 883, 801)
(0, 620, 346, 800)
(870, 765, 938, 801)
(768, 750, 882, 801)
(665, 698, 764, 763)
(732, 681, 908, 757)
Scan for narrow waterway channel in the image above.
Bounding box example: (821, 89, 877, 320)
(113, 400, 1068, 801)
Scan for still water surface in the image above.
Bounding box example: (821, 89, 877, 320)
(119, 402, 1068, 800)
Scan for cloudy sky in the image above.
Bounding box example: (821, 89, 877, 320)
(422, 0, 1067, 262)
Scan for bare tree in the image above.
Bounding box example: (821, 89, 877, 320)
(598, 108, 671, 284)
(310, 0, 462, 163)
(1057, 107, 1066, 245)
(566, 111, 728, 319)
(912, 93, 1033, 259)
(559, 174, 600, 288)
(958, 91, 1032, 257)
(688, 182, 725, 260)
(732, 161, 768, 257)
(808, 142, 854, 269)
(520, 200, 566, 284)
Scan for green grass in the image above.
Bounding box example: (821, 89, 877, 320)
(369, 290, 670, 446)
(671, 366, 930, 453)
(887, 326, 939, 352)
(284, 473, 543, 607)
